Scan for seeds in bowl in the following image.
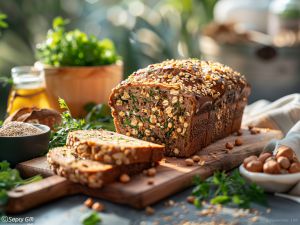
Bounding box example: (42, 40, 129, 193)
(243, 146, 300, 174)
(0, 121, 43, 137)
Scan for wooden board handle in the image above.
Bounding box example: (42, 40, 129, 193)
(6, 175, 79, 214)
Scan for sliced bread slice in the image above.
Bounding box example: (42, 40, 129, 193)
(47, 147, 152, 188)
(66, 129, 164, 165)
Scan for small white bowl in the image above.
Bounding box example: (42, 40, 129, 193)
(239, 164, 300, 193)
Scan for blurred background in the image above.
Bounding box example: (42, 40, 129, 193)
(0, 0, 300, 119)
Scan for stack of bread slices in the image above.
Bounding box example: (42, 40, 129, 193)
(47, 129, 164, 188)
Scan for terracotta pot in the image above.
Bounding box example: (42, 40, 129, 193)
(43, 62, 123, 117)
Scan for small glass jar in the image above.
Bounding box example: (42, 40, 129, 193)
(7, 66, 51, 115)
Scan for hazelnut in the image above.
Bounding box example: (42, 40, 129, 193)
(147, 180, 154, 185)
(234, 138, 243, 146)
(276, 146, 294, 161)
(263, 160, 281, 174)
(186, 196, 195, 204)
(265, 156, 276, 162)
(277, 156, 290, 169)
(236, 130, 243, 136)
(145, 206, 155, 215)
(289, 162, 300, 173)
(185, 158, 194, 166)
(243, 155, 258, 167)
(120, 174, 130, 183)
(91, 202, 105, 212)
(147, 168, 156, 177)
(225, 142, 234, 150)
(84, 198, 93, 208)
(258, 152, 272, 163)
(192, 155, 201, 162)
(245, 160, 263, 172)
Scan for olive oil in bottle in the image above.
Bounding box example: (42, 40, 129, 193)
(7, 66, 51, 115)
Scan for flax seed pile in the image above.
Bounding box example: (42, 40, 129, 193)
(0, 121, 43, 137)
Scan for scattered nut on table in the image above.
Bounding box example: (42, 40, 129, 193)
(120, 173, 130, 183)
(192, 155, 201, 162)
(92, 202, 105, 212)
(225, 142, 234, 150)
(235, 138, 243, 146)
(84, 198, 94, 208)
(147, 168, 156, 177)
(236, 129, 243, 136)
(185, 158, 194, 166)
(186, 195, 195, 204)
(147, 180, 154, 185)
(145, 206, 155, 215)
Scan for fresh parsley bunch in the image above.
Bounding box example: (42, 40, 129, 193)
(49, 98, 86, 148)
(192, 170, 267, 208)
(0, 161, 42, 213)
(36, 17, 120, 67)
(49, 98, 115, 148)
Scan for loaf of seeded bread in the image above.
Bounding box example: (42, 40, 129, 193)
(66, 129, 164, 165)
(109, 59, 250, 157)
(47, 147, 152, 188)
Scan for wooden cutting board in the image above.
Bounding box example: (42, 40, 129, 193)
(6, 128, 282, 213)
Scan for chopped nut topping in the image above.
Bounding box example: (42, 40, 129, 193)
(162, 100, 169, 106)
(118, 111, 125, 117)
(121, 91, 130, 100)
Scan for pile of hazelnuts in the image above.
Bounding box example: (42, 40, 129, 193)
(243, 146, 300, 174)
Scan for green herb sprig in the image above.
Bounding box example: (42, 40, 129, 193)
(81, 211, 101, 225)
(192, 170, 267, 209)
(0, 161, 42, 213)
(36, 17, 120, 67)
(0, 13, 8, 29)
(49, 98, 115, 148)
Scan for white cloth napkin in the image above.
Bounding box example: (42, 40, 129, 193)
(243, 93, 300, 159)
(242, 94, 300, 199)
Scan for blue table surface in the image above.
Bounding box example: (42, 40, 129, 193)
(2, 187, 300, 225)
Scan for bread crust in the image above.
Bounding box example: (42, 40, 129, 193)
(66, 129, 164, 165)
(47, 147, 152, 188)
(109, 59, 250, 157)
